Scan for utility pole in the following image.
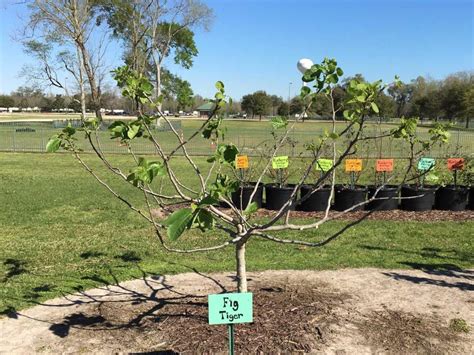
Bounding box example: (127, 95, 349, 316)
(288, 82, 292, 118)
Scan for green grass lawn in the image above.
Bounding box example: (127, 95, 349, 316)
(0, 152, 473, 314)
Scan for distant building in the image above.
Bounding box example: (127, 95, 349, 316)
(196, 102, 215, 118)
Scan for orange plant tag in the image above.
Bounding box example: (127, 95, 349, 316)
(345, 159, 362, 172)
(235, 155, 249, 169)
(376, 159, 394, 172)
(447, 158, 464, 171)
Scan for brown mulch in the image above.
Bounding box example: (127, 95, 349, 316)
(155, 281, 349, 353)
(79, 280, 349, 354)
(154, 206, 474, 222)
(51, 279, 467, 354)
(356, 310, 461, 355)
(254, 209, 474, 222)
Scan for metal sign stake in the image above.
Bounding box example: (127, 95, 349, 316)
(228, 323, 235, 355)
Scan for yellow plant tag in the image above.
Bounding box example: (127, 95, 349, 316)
(315, 159, 333, 172)
(235, 155, 249, 169)
(272, 156, 289, 169)
(345, 159, 362, 172)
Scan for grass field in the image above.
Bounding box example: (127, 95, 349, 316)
(0, 152, 473, 314)
(1, 115, 473, 158)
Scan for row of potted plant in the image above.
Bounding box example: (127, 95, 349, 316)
(231, 182, 474, 212)
(230, 156, 473, 212)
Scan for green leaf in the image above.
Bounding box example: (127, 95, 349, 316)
(62, 125, 76, 136)
(46, 137, 61, 153)
(371, 102, 379, 113)
(190, 209, 215, 231)
(163, 208, 194, 240)
(271, 116, 288, 129)
(127, 123, 141, 139)
(300, 86, 311, 98)
(336, 67, 344, 76)
(243, 201, 258, 215)
(198, 195, 219, 207)
(215, 81, 224, 92)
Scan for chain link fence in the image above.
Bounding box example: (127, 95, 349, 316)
(0, 120, 473, 158)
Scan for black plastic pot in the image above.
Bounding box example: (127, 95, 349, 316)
(333, 185, 367, 212)
(435, 185, 468, 211)
(297, 185, 331, 212)
(400, 185, 438, 211)
(265, 184, 297, 211)
(366, 185, 399, 211)
(231, 183, 263, 210)
(469, 187, 474, 210)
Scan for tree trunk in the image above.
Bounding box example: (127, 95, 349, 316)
(152, 51, 163, 112)
(235, 242, 247, 292)
(76, 40, 102, 121)
(466, 116, 470, 129)
(76, 47, 86, 121)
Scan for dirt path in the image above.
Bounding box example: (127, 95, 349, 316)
(1, 268, 473, 354)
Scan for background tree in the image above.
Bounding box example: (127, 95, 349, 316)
(24, 0, 107, 119)
(241, 91, 271, 120)
(463, 86, 474, 128)
(0, 95, 15, 108)
(270, 95, 283, 116)
(277, 102, 289, 116)
(289, 96, 304, 116)
(388, 81, 413, 117)
(97, 0, 214, 107)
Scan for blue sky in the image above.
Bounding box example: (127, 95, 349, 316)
(0, 0, 472, 99)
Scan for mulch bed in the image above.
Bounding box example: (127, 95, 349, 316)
(356, 310, 461, 355)
(60, 279, 465, 354)
(153, 281, 349, 353)
(156, 205, 474, 222)
(254, 209, 474, 222)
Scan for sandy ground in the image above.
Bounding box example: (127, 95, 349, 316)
(0, 268, 473, 354)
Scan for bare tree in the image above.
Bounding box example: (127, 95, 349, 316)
(23, 0, 108, 120)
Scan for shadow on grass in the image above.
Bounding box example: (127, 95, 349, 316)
(2, 259, 29, 281)
(382, 262, 474, 291)
(358, 245, 474, 265)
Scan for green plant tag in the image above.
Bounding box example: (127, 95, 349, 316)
(208, 293, 253, 325)
(418, 158, 435, 171)
(272, 156, 289, 169)
(315, 159, 333, 172)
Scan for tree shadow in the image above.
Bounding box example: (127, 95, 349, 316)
(79, 251, 106, 259)
(358, 244, 474, 265)
(2, 262, 229, 344)
(2, 258, 29, 281)
(115, 251, 142, 263)
(382, 262, 474, 291)
(49, 313, 108, 338)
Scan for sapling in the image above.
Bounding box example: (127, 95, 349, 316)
(46, 59, 449, 293)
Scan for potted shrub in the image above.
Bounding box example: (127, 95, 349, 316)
(434, 158, 469, 211)
(400, 157, 439, 211)
(265, 155, 297, 210)
(261, 117, 299, 211)
(334, 158, 367, 211)
(463, 159, 474, 210)
(298, 158, 333, 212)
(230, 154, 263, 210)
(367, 159, 399, 211)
